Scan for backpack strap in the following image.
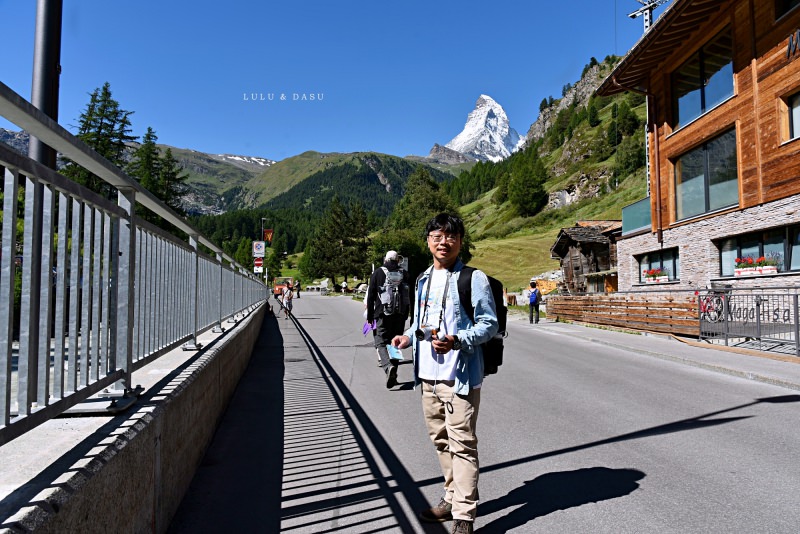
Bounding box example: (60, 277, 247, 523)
(457, 266, 476, 325)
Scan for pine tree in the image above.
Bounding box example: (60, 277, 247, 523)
(345, 202, 371, 281)
(127, 127, 161, 222)
(128, 127, 160, 193)
(508, 153, 547, 216)
(588, 100, 600, 127)
(159, 148, 188, 215)
(62, 82, 136, 198)
(309, 196, 349, 284)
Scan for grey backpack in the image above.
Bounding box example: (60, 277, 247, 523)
(378, 267, 409, 316)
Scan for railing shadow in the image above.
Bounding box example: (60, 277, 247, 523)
(288, 318, 448, 533)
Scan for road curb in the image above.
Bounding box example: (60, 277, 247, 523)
(527, 316, 800, 392)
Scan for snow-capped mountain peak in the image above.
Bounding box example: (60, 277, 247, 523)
(444, 95, 524, 163)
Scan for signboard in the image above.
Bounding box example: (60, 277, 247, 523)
(252, 240, 266, 257)
(254, 266, 264, 273)
(263, 228, 274, 243)
(254, 257, 263, 267)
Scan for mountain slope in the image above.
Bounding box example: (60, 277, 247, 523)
(265, 152, 454, 216)
(167, 146, 275, 214)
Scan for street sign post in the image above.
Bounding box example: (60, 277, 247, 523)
(252, 241, 266, 258)
(254, 256, 263, 273)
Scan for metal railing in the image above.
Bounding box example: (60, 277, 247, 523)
(0, 81, 265, 445)
(548, 286, 800, 357)
(699, 286, 800, 356)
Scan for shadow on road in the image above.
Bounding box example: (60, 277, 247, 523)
(477, 466, 646, 533)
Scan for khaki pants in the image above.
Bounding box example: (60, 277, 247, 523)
(421, 380, 481, 521)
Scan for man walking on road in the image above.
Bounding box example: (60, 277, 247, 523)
(280, 284, 293, 320)
(527, 279, 541, 324)
(367, 250, 410, 388)
(391, 213, 498, 534)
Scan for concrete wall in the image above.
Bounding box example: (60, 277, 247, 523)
(0, 305, 265, 534)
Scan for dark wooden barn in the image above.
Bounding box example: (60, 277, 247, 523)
(550, 221, 621, 294)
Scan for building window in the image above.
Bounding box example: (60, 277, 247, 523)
(675, 128, 738, 220)
(718, 228, 790, 276)
(783, 91, 800, 141)
(777, 0, 800, 18)
(638, 248, 680, 282)
(672, 28, 734, 128)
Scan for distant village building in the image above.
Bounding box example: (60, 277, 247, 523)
(550, 221, 621, 294)
(596, 0, 800, 290)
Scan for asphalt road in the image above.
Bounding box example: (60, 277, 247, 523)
(169, 291, 800, 533)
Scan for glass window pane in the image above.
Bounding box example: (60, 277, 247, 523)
(676, 146, 706, 219)
(720, 238, 736, 276)
(639, 254, 650, 282)
(763, 229, 785, 270)
(703, 31, 734, 111)
(674, 54, 703, 127)
(790, 93, 800, 140)
(740, 238, 759, 264)
(707, 129, 739, 211)
(778, 0, 800, 18)
(661, 249, 674, 279)
(791, 229, 800, 270)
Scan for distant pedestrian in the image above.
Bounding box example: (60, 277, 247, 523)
(341, 280, 348, 294)
(528, 279, 541, 324)
(281, 285, 294, 320)
(366, 250, 410, 388)
(294, 280, 301, 299)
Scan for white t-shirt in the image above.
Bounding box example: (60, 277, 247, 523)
(417, 268, 460, 381)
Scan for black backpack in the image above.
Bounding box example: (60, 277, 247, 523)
(457, 266, 507, 376)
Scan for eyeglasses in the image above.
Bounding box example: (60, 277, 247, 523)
(427, 233, 459, 244)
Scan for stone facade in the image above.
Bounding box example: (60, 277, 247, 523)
(618, 194, 800, 291)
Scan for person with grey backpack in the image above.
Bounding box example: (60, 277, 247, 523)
(366, 250, 410, 388)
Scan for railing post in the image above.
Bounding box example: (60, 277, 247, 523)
(755, 294, 763, 351)
(18, 171, 44, 415)
(794, 294, 799, 359)
(227, 261, 237, 324)
(0, 167, 20, 425)
(212, 253, 224, 333)
(113, 187, 136, 392)
(182, 235, 201, 350)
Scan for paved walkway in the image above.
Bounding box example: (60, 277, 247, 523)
(168, 295, 800, 533)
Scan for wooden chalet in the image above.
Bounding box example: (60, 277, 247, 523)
(596, 0, 800, 290)
(550, 221, 621, 294)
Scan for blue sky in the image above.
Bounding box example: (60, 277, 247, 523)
(0, 1, 666, 161)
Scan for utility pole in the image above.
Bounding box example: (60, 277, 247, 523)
(29, 0, 63, 168)
(628, 0, 669, 33)
(261, 218, 268, 285)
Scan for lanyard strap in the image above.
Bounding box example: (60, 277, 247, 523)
(421, 268, 451, 331)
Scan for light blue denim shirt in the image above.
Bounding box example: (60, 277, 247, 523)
(405, 259, 499, 394)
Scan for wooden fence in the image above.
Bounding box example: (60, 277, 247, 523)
(546, 294, 700, 337)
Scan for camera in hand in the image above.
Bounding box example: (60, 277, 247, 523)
(415, 325, 447, 342)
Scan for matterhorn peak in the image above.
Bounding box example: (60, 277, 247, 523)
(443, 95, 524, 162)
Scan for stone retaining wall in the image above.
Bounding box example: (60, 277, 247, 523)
(0, 305, 265, 534)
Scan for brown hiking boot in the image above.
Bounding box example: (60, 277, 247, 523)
(452, 519, 474, 534)
(419, 498, 453, 523)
